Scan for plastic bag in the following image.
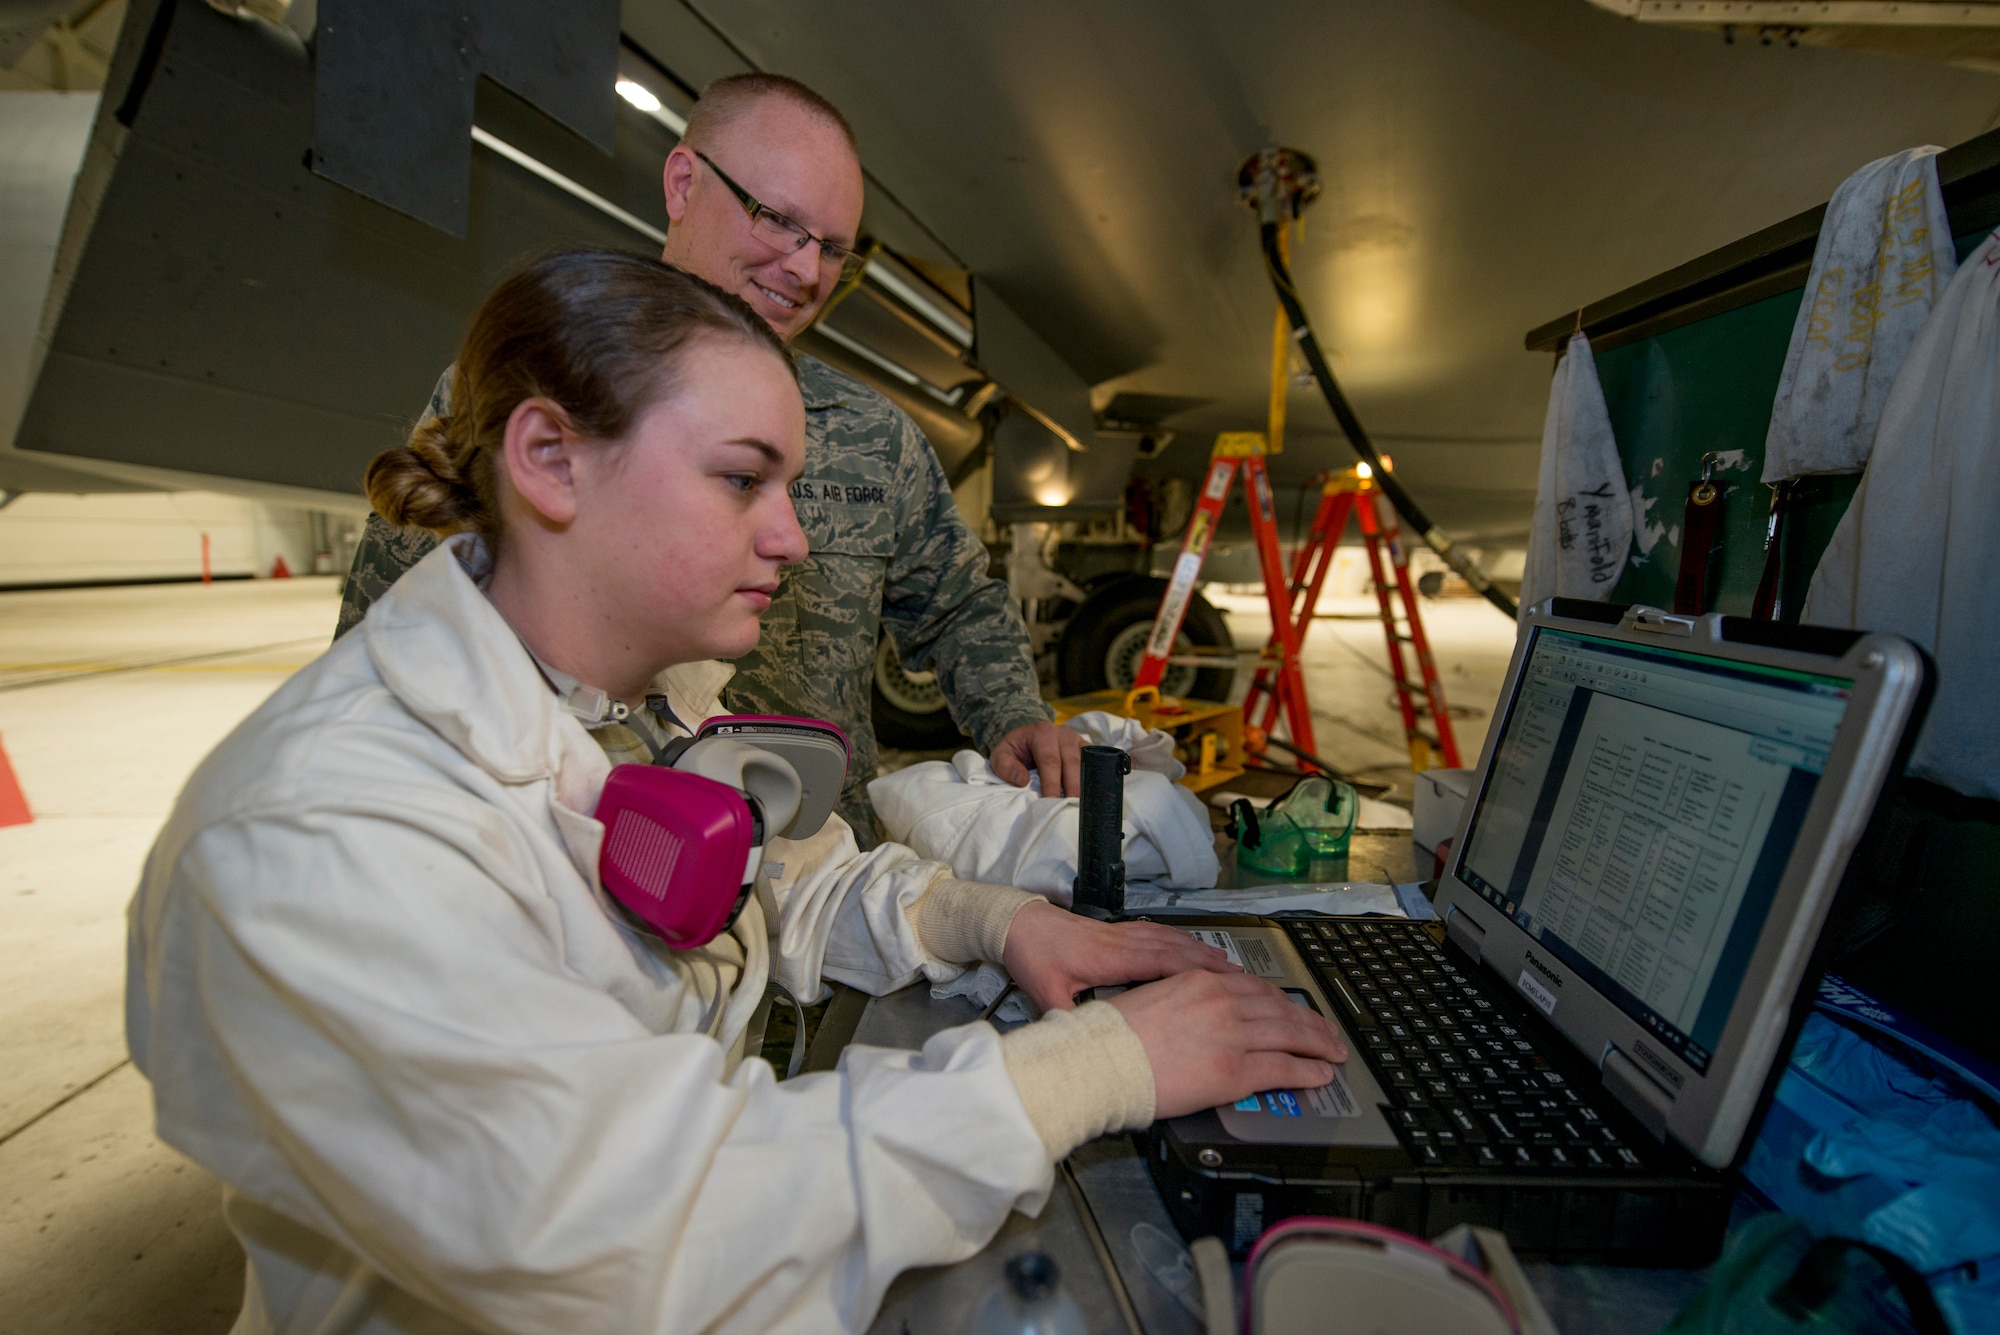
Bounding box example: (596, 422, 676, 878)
(1664, 1213, 1949, 1335)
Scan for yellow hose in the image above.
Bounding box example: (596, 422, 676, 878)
(1266, 222, 1291, 455)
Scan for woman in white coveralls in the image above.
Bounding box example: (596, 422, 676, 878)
(125, 249, 1345, 1335)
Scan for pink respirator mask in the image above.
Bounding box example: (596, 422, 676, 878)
(594, 716, 849, 950)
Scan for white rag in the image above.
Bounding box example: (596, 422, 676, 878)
(1520, 332, 1633, 618)
(868, 710, 1219, 904)
(1765, 147, 1957, 482)
(1802, 230, 2000, 800)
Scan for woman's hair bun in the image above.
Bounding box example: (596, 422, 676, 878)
(364, 412, 486, 535)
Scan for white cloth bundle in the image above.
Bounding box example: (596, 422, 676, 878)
(1520, 331, 1633, 617)
(1803, 230, 2000, 799)
(1765, 147, 1957, 482)
(868, 711, 1219, 902)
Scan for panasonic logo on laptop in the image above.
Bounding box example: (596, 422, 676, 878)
(1516, 950, 1564, 1018)
(1523, 950, 1565, 990)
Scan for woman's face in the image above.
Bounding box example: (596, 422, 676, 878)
(570, 337, 808, 666)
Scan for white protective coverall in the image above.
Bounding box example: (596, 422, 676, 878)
(125, 535, 1154, 1335)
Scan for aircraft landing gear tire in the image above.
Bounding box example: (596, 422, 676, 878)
(1055, 575, 1236, 701)
(870, 634, 968, 750)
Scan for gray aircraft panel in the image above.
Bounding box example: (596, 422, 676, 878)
(14, 0, 677, 496)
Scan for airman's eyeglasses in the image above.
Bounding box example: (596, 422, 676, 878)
(694, 150, 868, 283)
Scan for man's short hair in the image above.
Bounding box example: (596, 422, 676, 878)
(683, 73, 857, 155)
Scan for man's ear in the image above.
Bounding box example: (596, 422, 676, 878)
(662, 144, 698, 225)
(501, 398, 581, 527)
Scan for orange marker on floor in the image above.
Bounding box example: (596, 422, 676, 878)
(0, 734, 31, 828)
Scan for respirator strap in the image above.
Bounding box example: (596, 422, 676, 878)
(509, 633, 694, 764)
(765, 980, 809, 1079)
(635, 696, 697, 767)
(644, 694, 688, 734)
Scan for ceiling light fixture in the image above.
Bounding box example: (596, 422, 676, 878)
(615, 79, 662, 113)
(614, 77, 688, 135)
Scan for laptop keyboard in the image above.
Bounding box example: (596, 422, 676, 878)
(1283, 919, 1649, 1173)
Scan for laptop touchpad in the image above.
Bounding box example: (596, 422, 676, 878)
(1206, 926, 1400, 1148)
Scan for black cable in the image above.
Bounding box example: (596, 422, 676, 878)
(1258, 735, 1385, 793)
(1259, 222, 1520, 619)
(978, 981, 1019, 1023)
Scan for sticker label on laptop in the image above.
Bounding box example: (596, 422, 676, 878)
(1304, 1068, 1360, 1118)
(1186, 929, 1243, 970)
(1234, 1071, 1359, 1119)
(1263, 1091, 1302, 1117)
(1236, 936, 1281, 977)
(1185, 929, 1283, 977)
(1517, 968, 1558, 1018)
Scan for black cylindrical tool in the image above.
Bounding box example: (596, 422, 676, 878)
(1072, 744, 1132, 920)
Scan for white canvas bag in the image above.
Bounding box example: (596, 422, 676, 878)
(1764, 147, 1956, 482)
(1804, 231, 2000, 799)
(1520, 331, 1633, 618)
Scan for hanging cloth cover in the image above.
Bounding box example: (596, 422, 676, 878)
(1520, 331, 1632, 618)
(1803, 230, 2000, 800)
(1764, 147, 1957, 483)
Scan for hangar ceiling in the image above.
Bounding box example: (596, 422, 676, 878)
(7, 1, 2000, 542)
(652, 0, 2000, 538)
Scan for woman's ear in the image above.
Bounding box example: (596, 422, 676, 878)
(501, 397, 582, 527)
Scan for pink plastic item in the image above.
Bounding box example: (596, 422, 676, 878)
(1243, 1217, 1520, 1335)
(595, 764, 758, 949)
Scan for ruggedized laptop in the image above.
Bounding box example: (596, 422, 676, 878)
(1139, 599, 1929, 1262)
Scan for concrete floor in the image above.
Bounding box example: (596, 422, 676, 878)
(0, 576, 1519, 1334)
(0, 576, 340, 1335)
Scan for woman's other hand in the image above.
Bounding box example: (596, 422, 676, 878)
(999, 899, 1236, 1013)
(1108, 970, 1349, 1119)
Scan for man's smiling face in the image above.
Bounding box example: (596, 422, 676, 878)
(660, 98, 866, 342)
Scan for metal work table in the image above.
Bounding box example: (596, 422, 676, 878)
(834, 936, 1722, 1334)
(850, 984, 1208, 1335)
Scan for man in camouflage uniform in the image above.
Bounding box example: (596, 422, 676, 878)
(336, 74, 1081, 843)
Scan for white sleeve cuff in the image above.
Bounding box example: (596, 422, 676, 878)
(905, 877, 1040, 965)
(998, 1000, 1156, 1159)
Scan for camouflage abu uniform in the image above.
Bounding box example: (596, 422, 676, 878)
(335, 355, 1051, 845)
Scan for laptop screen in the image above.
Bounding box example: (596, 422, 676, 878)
(1454, 627, 1852, 1073)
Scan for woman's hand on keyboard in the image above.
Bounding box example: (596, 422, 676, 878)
(1108, 970, 1349, 1118)
(1002, 899, 1237, 1013)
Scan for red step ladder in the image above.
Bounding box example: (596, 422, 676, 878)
(1134, 432, 1318, 762)
(1244, 467, 1461, 772)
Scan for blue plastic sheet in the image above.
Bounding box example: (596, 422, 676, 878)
(1746, 1012, 2000, 1333)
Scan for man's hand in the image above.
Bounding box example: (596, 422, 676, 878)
(1000, 898, 1236, 1013)
(989, 720, 1084, 798)
(1109, 971, 1348, 1119)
